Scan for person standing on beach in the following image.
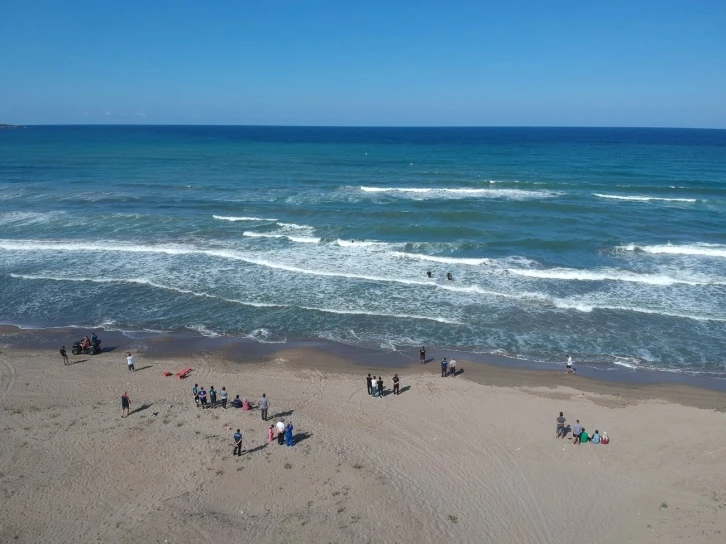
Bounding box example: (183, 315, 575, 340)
(220, 386, 227, 409)
(192, 384, 199, 406)
(285, 422, 294, 447)
(371, 376, 378, 397)
(572, 419, 582, 444)
(441, 357, 448, 377)
(60, 346, 69, 365)
(366, 373, 373, 395)
(377, 376, 384, 397)
(259, 393, 269, 421)
(276, 420, 286, 445)
(419, 346, 426, 364)
(556, 412, 567, 438)
(198, 387, 207, 408)
(209, 386, 217, 408)
(233, 429, 243, 456)
(121, 392, 130, 418)
(268, 425, 274, 443)
(392, 374, 400, 395)
(126, 352, 135, 372)
(449, 358, 457, 377)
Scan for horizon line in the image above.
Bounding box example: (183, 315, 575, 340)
(4, 123, 726, 131)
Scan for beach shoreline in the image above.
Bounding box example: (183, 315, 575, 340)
(3, 324, 725, 407)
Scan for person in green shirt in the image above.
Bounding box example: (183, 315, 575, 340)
(579, 428, 589, 444)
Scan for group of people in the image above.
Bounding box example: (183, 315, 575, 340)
(425, 270, 454, 281)
(192, 384, 271, 420)
(365, 373, 401, 397)
(233, 416, 296, 456)
(555, 412, 610, 445)
(417, 347, 458, 376)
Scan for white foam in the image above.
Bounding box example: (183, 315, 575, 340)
(618, 243, 726, 259)
(186, 324, 221, 337)
(299, 305, 461, 325)
(389, 251, 490, 266)
(594, 193, 698, 203)
(242, 232, 320, 243)
(246, 328, 287, 344)
(335, 239, 389, 247)
(213, 215, 277, 222)
(506, 267, 711, 286)
(276, 222, 312, 230)
(359, 186, 555, 199)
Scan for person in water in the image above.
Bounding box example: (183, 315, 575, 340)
(446, 272, 453, 281)
(426, 270, 432, 278)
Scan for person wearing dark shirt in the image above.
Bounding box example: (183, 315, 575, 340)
(392, 374, 400, 395)
(366, 374, 373, 395)
(232, 395, 242, 408)
(441, 357, 448, 377)
(60, 346, 68, 365)
(233, 429, 243, 456)
(419, 346, 426, 364)
(377, 376, 384, 398)
(209, 386, 217, 408)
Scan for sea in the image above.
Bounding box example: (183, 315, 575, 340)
(1, 126, 726, 376)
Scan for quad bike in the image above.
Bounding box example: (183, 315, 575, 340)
(71, 338, 102, 355)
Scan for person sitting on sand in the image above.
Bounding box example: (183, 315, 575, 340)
(579, 427, 589, 444)
(232, 395, 242, 408)
(600, 431, 609, 444)
(590, 430, 600, 444)
(571, 419, 582, 444)
(242, 398, 251, 411)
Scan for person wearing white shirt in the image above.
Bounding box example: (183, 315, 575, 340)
(449, 359, 457, 377)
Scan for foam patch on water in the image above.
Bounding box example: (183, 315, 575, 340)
(243, 232, 321, 243)
(213, 215, 277, 222)
(594, 193, 698, 203)
(389, 251, 490, 266)
(617, 243, 726, 259)
(358, 186, 557, 200)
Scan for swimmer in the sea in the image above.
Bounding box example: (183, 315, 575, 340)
(426, 270, 432, 278)
(446, 272, 453, 281)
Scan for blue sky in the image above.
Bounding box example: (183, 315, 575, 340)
(1, 1, 724, 127)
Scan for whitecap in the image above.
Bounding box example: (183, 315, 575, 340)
(213, 215, 277, 222)
(594, 193, 698, 203)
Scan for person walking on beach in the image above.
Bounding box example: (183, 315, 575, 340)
(377, 376, 384, 397)
(565, 355, 574, 374)
(259, 393, 269, 421)
(60, 346, 69, 365)
(121, 392, 131, 418)
(441, 357, 448, 377)
(392, 373, 400, 395)
(220, 386, 228, 409)
(276, 420, 286, 445)
(126, 352, 135, 372)
(209, 386, 217, 408)
(419, 346, 426, 364)
(192, 384, 200, 406)
(268, 425, 274, 443)
(233, 429, 243, 456)
(556, 412, 567, 439)
(366, 373, 373, 395)
(449, 358, 457, 377)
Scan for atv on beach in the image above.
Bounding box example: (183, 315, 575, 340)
(71, 338, 102, 355)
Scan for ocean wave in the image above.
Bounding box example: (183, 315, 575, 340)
(246, 328, 287, 344)
(9, 273, 283, 308)
(550, 298, 726, 322)
(0, 211, 64, 226)
(213, 215, 278, 222)
(506, 267, 719, 286)
(299, 305, 461, 325)
(335, 239, 389, 247)
(359, 186, 556, 200)
(617, 243, 726, 258)
(276, 222, 313, 230)
(242, 232, 321, 243)
(594, 193, 698, 203)
(185, 324, 221, 337)
(389, 251, 490, 266)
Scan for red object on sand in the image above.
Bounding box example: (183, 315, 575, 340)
(162, 371, 173, 377)
(176, 368, 192, 379)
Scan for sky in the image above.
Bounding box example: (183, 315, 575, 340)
(0, 0, 724, 127)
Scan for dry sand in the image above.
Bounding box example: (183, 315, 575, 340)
(0, 345, 725, 543)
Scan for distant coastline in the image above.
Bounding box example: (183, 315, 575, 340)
(0, 123, 22, 129)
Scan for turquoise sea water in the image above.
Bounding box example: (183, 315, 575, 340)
(1, 126, 726, 375)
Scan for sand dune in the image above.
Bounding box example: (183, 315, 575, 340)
(0, 346, 724, 543)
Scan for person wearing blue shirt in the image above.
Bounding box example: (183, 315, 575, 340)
(441, 357, 448, 377)
(285, 422, 295, 447)
(591, 430, 601, 444)
(233, 429, 243, 456)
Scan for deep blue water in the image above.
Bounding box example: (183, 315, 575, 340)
(1, 126, 726, 375)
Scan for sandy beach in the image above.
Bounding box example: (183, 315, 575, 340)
(1, 342, 725, 543)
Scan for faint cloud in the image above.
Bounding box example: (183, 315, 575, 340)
(82, 112, 90, 116)
(134, 112, 147, 118)
(105, 111, 112, 116)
